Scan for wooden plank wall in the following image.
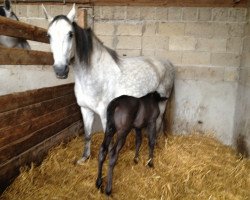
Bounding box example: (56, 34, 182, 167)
(0, 83, 83, 193)
(0, 0, 246, 7)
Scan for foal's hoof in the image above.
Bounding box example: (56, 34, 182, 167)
(133, 157, 139, 164)
(105, 188, 112, 196)
(96, 178, 102, 189)
(146, 159, 154, 168)
(76, 157, 89, 165)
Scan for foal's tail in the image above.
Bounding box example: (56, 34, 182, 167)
(152, 91, 168, 102)
(106, 98, 119, 134)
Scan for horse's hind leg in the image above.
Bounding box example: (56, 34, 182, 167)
(134, 128, 142, 164)
(156, 101, 167, 134)
(106, 129, 130, 195)
(146, 122, 156, 168)
(77, 107, 95, 165)
(96, 129, 115, 189)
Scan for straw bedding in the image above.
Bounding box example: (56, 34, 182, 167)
(1, 132, 250, 200)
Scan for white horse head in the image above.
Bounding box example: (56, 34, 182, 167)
(43, 4, 76, 79)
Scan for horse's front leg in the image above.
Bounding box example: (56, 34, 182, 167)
(77, 107, 95, 165)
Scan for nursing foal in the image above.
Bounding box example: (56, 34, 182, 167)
(96, 92, 167, 195)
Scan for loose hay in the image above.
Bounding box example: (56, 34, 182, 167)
(1, 133, 250, 200)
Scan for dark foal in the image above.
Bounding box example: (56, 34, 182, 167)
(96, 92, 167, 195)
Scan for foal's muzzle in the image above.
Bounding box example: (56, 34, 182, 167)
(53, 65, 69, 79)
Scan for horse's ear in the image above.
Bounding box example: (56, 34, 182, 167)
(67, 3, 76, 22)
(4, 0, 11, 11)
(42, 4, 53, 23)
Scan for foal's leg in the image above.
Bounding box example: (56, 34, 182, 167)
(147, 122, 156, 168)
(106, 130, 130, 196)
(96, 130, 115, 189)
(134, 128, 142, 164)
(77, 107, 95, 165)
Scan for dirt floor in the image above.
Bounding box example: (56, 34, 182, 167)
(1, 132, 250, 200)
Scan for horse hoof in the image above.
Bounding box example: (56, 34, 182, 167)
(105, 188, 112, 196)
(134, 157, 139, 164)
(146, 159, 154, 168)
(76, 157, 88, 165)
(96, 178, 102, 189)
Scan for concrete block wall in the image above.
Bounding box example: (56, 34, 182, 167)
(234, 1, 250, 156)
(1, 4, 249, 148)
(92, 6, 247, 144)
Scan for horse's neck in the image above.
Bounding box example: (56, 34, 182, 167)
(73, 36, 120, 81)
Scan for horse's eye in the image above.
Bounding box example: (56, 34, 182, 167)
(68, 31, 73, 39)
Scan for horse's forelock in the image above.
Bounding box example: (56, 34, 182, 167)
(49, 15, 71, 28)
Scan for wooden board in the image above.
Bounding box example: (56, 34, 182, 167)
(0, 16, 49, 43)
(2, 0, 247, 7)
(0, 46, 53, 65)
(0, 84, 82, 193)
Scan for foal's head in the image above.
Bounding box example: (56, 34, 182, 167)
(0, 0, 18, 20)
(43, 4, 76, 79)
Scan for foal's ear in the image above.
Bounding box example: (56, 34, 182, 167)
(67, 3, 76, 22)
(42, 4, 53, 23)
(4, 0, 11, 11)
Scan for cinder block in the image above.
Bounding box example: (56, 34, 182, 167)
(212, 8, 228, 21)
(213, 23, 230, 38)
(27, 5, 39, 18)
(195, 67, 224, 82)
(101, 6, 114, 19)
(155, 7, 168, 21)
(169, 36, 196, 51)
(27, 19, 49, 29)
(116, 36, 141, 49)
(50, 5, 63, 17)
(117, 49, 141, 57)
(158, 22, 185, 36)
(228, 8, 247, 22)
(116, 23, 143, 36)
(142, 36, 169, 50)
(113, 6, 126, 20)
(126, 7, 140, 20)
(142, 49, 155, 56)
(211, 53, 241, 67)
(185, 22, 213, 38)
(245, 23, 250, 37)
(168, 7, 182, 21)
(243, 37, 250, 53)
(97, 35, 114, 48)
(226, 37, 242, 54)
(224, 67, 239, 82)
(155, 50, 182, 65)
(229, 23, 245, 37)
(15, 5, 27, 17)
(182, 52, 210, 65)
(94, 22, 115, 35)
(182, 8, 197, 21)
(175, 66, 196, 80)
(198, 8, 212, 21)
(196, 38, 227, 52)
(93, 6, 101, 20)
(142, 23, 157, 36)
(140, 7, 156, 20)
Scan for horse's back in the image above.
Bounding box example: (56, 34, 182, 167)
(115, 56, 175, 98)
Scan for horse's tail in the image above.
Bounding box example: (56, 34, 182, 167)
(162, 59, 175, 136)
(106, 98, 119, 134)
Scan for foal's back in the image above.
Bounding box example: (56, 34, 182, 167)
(107, 92, 164, 131)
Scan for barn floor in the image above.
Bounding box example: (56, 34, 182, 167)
(1, 132, 250, 200)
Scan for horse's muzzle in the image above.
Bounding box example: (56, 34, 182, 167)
(53, 65, 69, 79)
